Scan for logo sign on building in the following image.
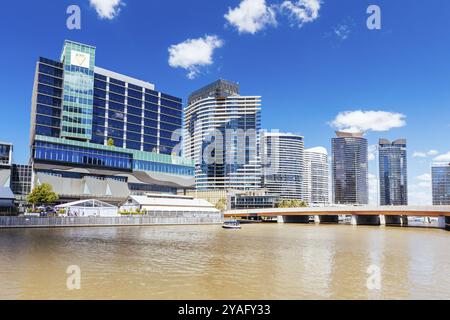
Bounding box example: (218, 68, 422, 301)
(71, 50, 90, 68)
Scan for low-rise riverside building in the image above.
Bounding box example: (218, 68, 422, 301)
(120, 193, 221, 217)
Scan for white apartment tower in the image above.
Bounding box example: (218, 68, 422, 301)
(304, 147, 329, 206)
(261, 132, 304, 201)
(184, 80, 262, 190)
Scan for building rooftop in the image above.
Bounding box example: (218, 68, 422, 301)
(305, 147, 328, 155)
(335, 131, 365, 138)
(379, 138, 407, 145)
(188, 79, 240, 104)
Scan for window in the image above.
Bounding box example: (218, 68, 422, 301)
(127, 106, 142, 116)
(109, 84, 125, 95)
(126, 132, 141, 142)
(128, 89, 142, 99)
(126, 140, 141, 150)
(36, 115, 60, 127)
(36, 104, 61, 118)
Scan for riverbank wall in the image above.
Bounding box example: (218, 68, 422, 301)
(0, 212, 223, 229)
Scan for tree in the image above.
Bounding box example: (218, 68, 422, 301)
(107, 138, 115, 146)
(215, 198, 227, 212)
(276, 199, 308, 208)
(27, 183, 59, 208)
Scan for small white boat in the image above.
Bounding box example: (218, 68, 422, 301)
(222, 220, 241, 229)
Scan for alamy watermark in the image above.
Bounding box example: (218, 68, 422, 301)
(367, 5, 382, 30)
(366, 264, 382, 291)
(66, 265, 81, 290)
(67, 5, 81, 30)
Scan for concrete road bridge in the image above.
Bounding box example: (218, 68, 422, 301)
(224, 205, 450, 230)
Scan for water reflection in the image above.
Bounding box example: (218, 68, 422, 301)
(0, 224, 449, 300)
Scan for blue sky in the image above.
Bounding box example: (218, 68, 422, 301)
(0, 0, 449, 204)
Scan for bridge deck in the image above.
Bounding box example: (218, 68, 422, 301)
(225, 206, 450, 218)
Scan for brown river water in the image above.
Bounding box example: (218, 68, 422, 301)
(0, 224, 449, 300)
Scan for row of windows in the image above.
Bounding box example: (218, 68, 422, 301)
(36, 104, 61, 118)
(62, 126, 91, 135)
(36, 125, 60, 138)
(38, 94, 62, 108)
(133, 160, 194, 176)
(39, 64, 63, 78)
(94, 79, 145, 100)
(91, 124, 159, 143)
(64, 105, 93, 115)
(93, 87, 181, 112)
(93, 104, 180, 123)
(34, 140, 192, 175)
(36, 115, 60, 128)
(64, 65, 94, 76)
(64, 95, 93, 106)
(39, 74, 63, 88)
(35, 142, 132, 170)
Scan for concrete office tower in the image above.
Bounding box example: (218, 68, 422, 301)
(332, 131, 369, 205)
(29, 40, 195, 204)
(261, 132, 304, 201)
(432, 163, 450, 205)
(304, 147, 329, 206)
(184, 80, 262, 190)
(379, 139, 408, 205)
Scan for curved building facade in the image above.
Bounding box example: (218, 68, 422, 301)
(184, 80, 261, 190)
(304, 147, 329, 205)
(332, 131, 368, 205)
(261, 132, 304, 201)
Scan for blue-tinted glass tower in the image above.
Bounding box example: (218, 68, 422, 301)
(432, 163, 450, 205)
(332, 131, 369, 205)
(379, 139, 408, 206)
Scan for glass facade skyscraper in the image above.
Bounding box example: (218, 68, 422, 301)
(378, 139, 408, 206)
(30, 41, 194, 203)
(432, 163, 450, 205)
(261, 132, 304, 201)
(184, 80, 262, 190)
(332, 132, 368, 205)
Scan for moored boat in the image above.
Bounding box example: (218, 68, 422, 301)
(222, 220, 241, 229)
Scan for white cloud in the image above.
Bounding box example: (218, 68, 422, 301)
(416, 173, 431, 182)
(368, 145, 377, 161)
(280, 0, 321, 27)
(90, 0, 124, 19)
(329, 110, 406, 133)
(434, 152, 450, 162)
(225, 0, 277, 34)
(413, 152, 427, 158)
(168, 35, 224, 79)
(409, 174, 433, 205)
(413, 150, 439, 158)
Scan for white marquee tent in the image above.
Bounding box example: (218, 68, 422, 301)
(55, 199, 119, 217)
